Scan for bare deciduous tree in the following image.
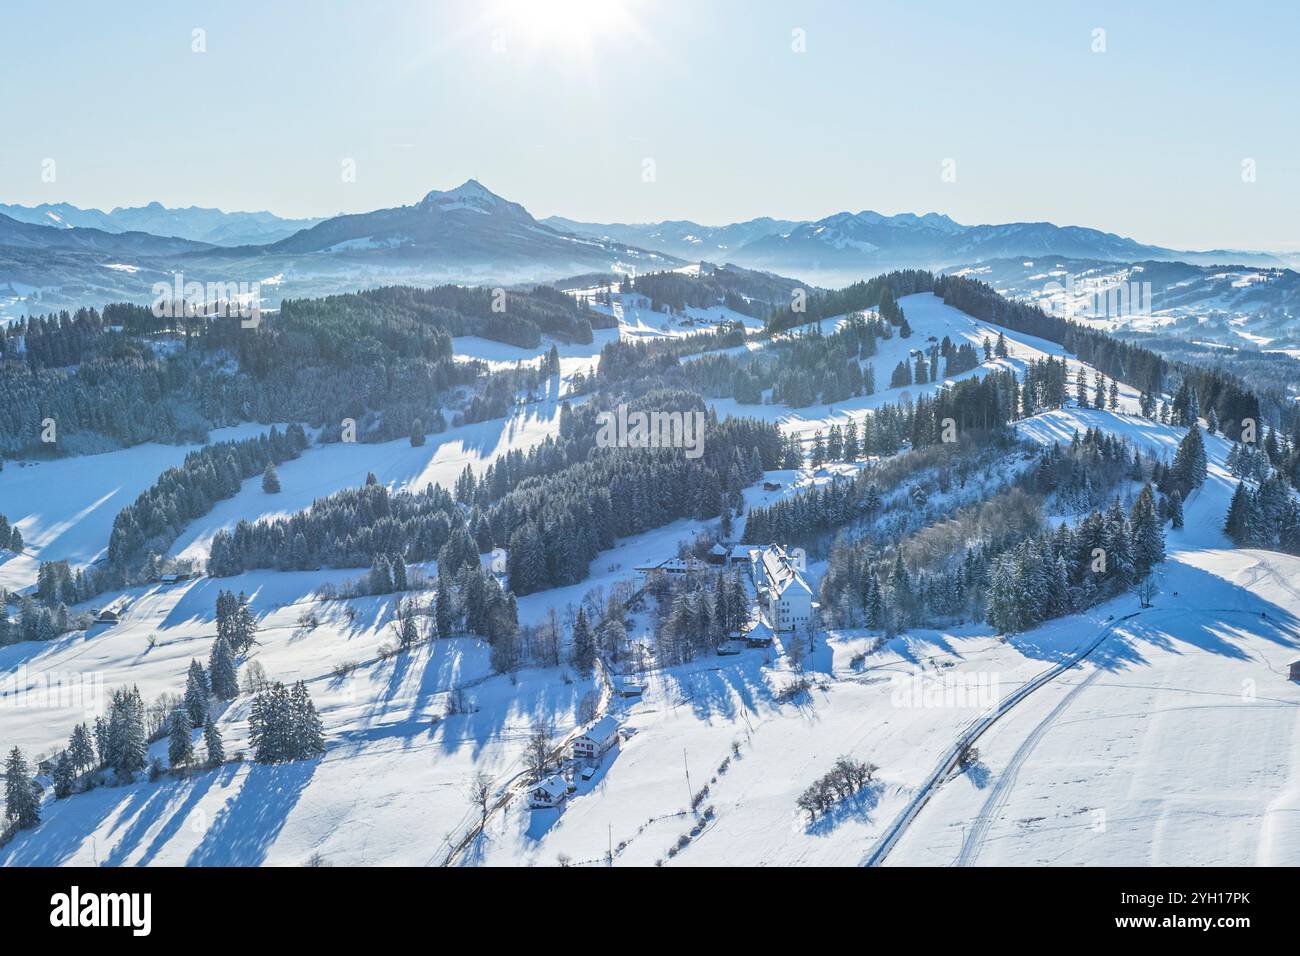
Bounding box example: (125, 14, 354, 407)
(468, 771, 493, 829)
(1137, 574, 1159, 609)
(524, 717, 556, 782)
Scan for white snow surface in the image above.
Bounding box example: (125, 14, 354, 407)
(2, 292, 1298, 867)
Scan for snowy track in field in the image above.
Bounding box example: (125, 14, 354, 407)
(954, 664, 1104, 866)
(864, 613, 1137, 867)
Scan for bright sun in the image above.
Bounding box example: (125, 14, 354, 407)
(492, 0, 641, 56)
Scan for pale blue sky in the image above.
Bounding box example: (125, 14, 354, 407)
(2, 0, 1296, 250)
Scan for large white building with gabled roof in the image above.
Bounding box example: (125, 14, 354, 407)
(748, 545, 813, 633)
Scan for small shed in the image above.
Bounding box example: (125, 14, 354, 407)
(617, 678, 644, 698)
(1289, 660, 1300, 682)
(95, 609, 120, 625)
(743, 619, 774, 648)
(528, 774, 568, 810)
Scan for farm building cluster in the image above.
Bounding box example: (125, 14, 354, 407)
(529, 714, 624, 810)
(636, 542, 814, 638)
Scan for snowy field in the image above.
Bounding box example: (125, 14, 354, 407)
(0, 423, 279, 594)
(6, 402, 1290, 868)
(888, 547, 1300, 866)
(3, 287, 1297, 868)
(168, 400, 568, 564)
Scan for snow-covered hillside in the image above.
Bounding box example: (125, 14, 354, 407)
(7, 445, 1292, 866)
(706, 293, 1145, 445)
(2, 289, 1296, 869)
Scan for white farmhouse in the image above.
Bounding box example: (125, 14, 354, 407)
(571, 714, 620, 764)
(528, 774, 568, 810)
(749, 545, 813, 633)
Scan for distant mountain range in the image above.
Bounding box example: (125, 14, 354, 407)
(0, 212, 210, 256)
(545, 211, 1290, 276)
(1, 180, 1295, 326)
(0, 182, 681, 321)
(0, 201, 323, 246)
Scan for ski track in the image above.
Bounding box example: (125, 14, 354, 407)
(954, 664, 1104, 866)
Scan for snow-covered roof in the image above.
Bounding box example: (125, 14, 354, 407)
(744, 617, 774, 644)
(577, 714, 620, 745)
(758, 545, 812, 598)
(531, 774, 567, 800)
(618, 677, 644, 694)
(635, 556, 708, 574)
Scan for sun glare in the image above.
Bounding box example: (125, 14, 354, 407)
(492, 0, 640, 57)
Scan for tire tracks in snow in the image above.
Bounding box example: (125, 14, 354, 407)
(863, 611, 1138, 867)
(953, 664, 1103, 866)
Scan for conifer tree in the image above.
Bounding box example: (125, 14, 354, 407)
(571, 607, 595, 677)
(215, 589, 240, 645)
(106, 686, 148, 776)
(262, 462, 281, 494)
(168, 707, 193, 767)
(4, 747, 39, 829)
(1167, 490, 1184, 530)
(889, 553, 912, 627)
(68, 722, 96, 773)
(232, 594, 258, 652)
(1130, 485, 1165, 578)
(1171, 424, 1208, 492)
(208, 635, 240, 700)
(53, 750, 76, 799)
(291, 681, 326, 759)
(204, 716, 225, 766)
(250, 683, 290, 763)
(435, 572, 454, 639)
(369, 554, 393, 595)
(394, 597, 419, 648)
(184, 658, 209, 727)
(865, 570, 885, 630)
(1224, 481, 1257, 544)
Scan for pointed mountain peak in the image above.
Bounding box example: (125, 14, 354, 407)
(419, 179, 509, 211)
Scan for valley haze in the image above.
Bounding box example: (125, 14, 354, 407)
(0, 3, 1296, 924)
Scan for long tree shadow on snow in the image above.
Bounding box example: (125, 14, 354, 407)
(186, 760, 317, 866)
(654, 648, 785, 723)
(1012, 559, 1300, 677)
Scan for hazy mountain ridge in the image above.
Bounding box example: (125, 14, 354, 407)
(2, 181, 1293, 329)
(551, 209, 1289, 274)
(0, 201, 324, 246)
